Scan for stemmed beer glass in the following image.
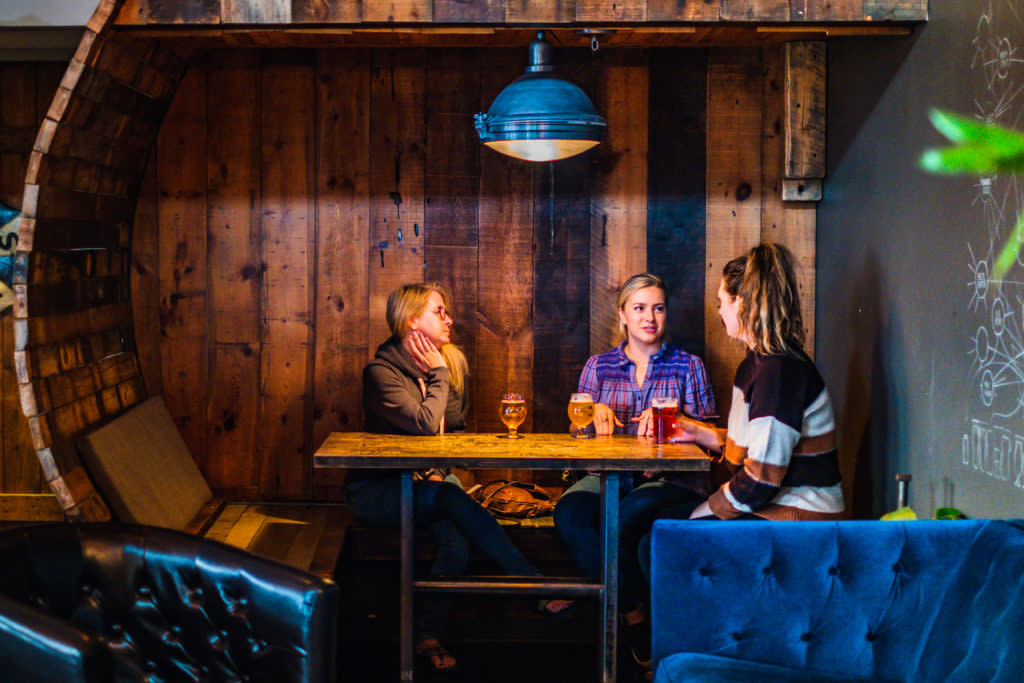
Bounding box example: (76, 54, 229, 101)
(567, 393, 595, 438)
(500, 393, 526, 438)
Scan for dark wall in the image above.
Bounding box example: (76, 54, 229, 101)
(820, 0, 1024, 518)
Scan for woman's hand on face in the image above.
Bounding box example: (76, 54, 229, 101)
(593, 403, 624, 435)
(405, 330, 447, 373)
(632, 408, 653, 437)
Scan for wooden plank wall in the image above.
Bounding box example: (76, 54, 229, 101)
(0, 63, 65, 499)
(115, 0, 928, 25)
(131, 44, 813, 500)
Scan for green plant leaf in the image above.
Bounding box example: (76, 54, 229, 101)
(921, 109, 1024, 175)
(992, 211, 1024, 282)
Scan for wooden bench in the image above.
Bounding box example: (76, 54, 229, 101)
(76, 395, 350, 580)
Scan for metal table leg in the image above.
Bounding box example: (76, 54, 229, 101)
(400, 470, 414, 682)
(600, 472, 619, 683)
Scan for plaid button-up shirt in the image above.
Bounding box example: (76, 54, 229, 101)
(577, 342, 717, 434)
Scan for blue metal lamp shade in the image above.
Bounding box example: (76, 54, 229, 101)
(475, 32, 606, 162)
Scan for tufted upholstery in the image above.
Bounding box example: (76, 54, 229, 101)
(650, 519, 1024, 683)
(0, 523, 338, 682)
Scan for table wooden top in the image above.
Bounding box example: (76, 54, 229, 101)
(313, 432, 709, 471)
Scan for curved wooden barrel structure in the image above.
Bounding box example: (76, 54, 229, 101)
(15, 0, 186, 520)
(15, 0, 926, 522)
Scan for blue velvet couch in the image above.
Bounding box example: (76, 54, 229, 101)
(649, 519, 1024, 682)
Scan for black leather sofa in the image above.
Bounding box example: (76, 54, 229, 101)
(0, 523, 338, 682)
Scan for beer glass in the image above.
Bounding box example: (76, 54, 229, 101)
(500, 393, 526, 438)
(567, 393, 595, 439)
(651, 396, 679, 444)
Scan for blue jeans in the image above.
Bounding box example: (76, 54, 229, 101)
(554, 475, 703, 611)
(345, 474, 539, 640)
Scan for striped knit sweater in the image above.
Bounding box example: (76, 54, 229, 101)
(707, 349, 844, 520)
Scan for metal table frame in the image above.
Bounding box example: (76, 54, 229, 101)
(313, 432, 707, 682)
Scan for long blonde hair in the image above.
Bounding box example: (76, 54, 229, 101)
(617, 273, 668, 342)
(385, 282, 469, 395)
(722, 243, 804, 356)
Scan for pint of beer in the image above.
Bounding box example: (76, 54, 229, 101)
(568, 393, 595, 439)
(651, 396, 679, 444)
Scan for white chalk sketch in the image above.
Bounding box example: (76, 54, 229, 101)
(963, 0, 1024, 491)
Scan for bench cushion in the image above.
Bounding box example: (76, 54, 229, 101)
(654, 653, 898, 683)
(78, 396, 212, 530)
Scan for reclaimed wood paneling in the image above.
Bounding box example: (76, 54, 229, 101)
(207, 50, 261, 493)
(258, 51, 316, 499)
(157, 65, 209, 467)
(648, 48, 708, 360)
(648, 0, 720, 21)
(762, 45, 816, 355)
(705, 49, 764, 422)
(311, 48, 372, 497)
(863, 0, 926, 21)
(424, 50, 481, 434)
(477, 116, 534, 439)
(222, 0, 291, 23)
(362, 0, 432, 22)
(590, 49, 648, 356)
(293, 0, 362, 22)
(796, 0, 863, 21)
(434, 0, 504, 22)
(368, 49, 427, 359)
(533, 154, 590, 434)
(784, 41, 825, 180)
(115, 0, 926, 25)
(505, 0, 576, 22)
(721, 0, 790, 20)
(1, 65, 37, 208)
(146, 0, 221, 23)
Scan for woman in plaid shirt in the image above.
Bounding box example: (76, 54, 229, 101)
(550, 273, 717, 669)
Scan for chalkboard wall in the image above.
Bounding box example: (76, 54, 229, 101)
(820, 0, 1024, 519)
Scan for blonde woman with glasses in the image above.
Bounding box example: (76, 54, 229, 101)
(344, 282, 544, 675)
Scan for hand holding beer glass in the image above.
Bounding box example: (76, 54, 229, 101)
(651, 396, 679, 444)
(567, 393, 595, 438)
(500, 392, 526, 438)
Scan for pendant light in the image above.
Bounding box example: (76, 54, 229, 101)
(474, 31, 606, 163)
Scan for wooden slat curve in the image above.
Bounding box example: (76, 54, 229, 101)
(17, 0, 186, 520)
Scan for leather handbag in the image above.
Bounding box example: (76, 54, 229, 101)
(467, 480, 555, 519)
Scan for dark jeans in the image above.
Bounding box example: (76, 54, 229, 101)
(345, 474, 539, 641)
(553, 475, 703, 612)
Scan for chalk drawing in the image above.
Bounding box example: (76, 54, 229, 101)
(963, 0, 1024, 490)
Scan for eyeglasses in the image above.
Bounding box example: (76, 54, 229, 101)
(432, 305, 451, 321)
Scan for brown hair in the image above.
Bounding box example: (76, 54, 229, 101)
(722, 243, 804, 356)
(617, 273, 668, 342)
(385, 282, 469, 395)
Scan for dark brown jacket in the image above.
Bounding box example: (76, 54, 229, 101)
(362, 335, 468, 435)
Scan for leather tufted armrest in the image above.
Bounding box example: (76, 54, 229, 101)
(0, 592, 112, 683)
(0, 523, 338, 683)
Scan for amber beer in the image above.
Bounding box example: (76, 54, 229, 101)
(651, 396, 679, 444)
(568, 393, 595, 439)
(500, 393, 527, 439)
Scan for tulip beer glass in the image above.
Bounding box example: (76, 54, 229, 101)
(568, 393, 595, 438)
(500, 393, 527, 438)
(651, 396, 679, 444)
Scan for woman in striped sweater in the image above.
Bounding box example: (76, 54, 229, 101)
(679, 243, 845, 520)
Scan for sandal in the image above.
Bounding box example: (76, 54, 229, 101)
(622, 617, 651, 669)
(536, 598, 575, 616)
(415, 642, 457, 674)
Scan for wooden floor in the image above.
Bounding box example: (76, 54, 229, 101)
(202, 502, 351, 580)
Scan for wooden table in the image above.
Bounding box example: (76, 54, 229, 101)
(314, 432, 709, 683)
